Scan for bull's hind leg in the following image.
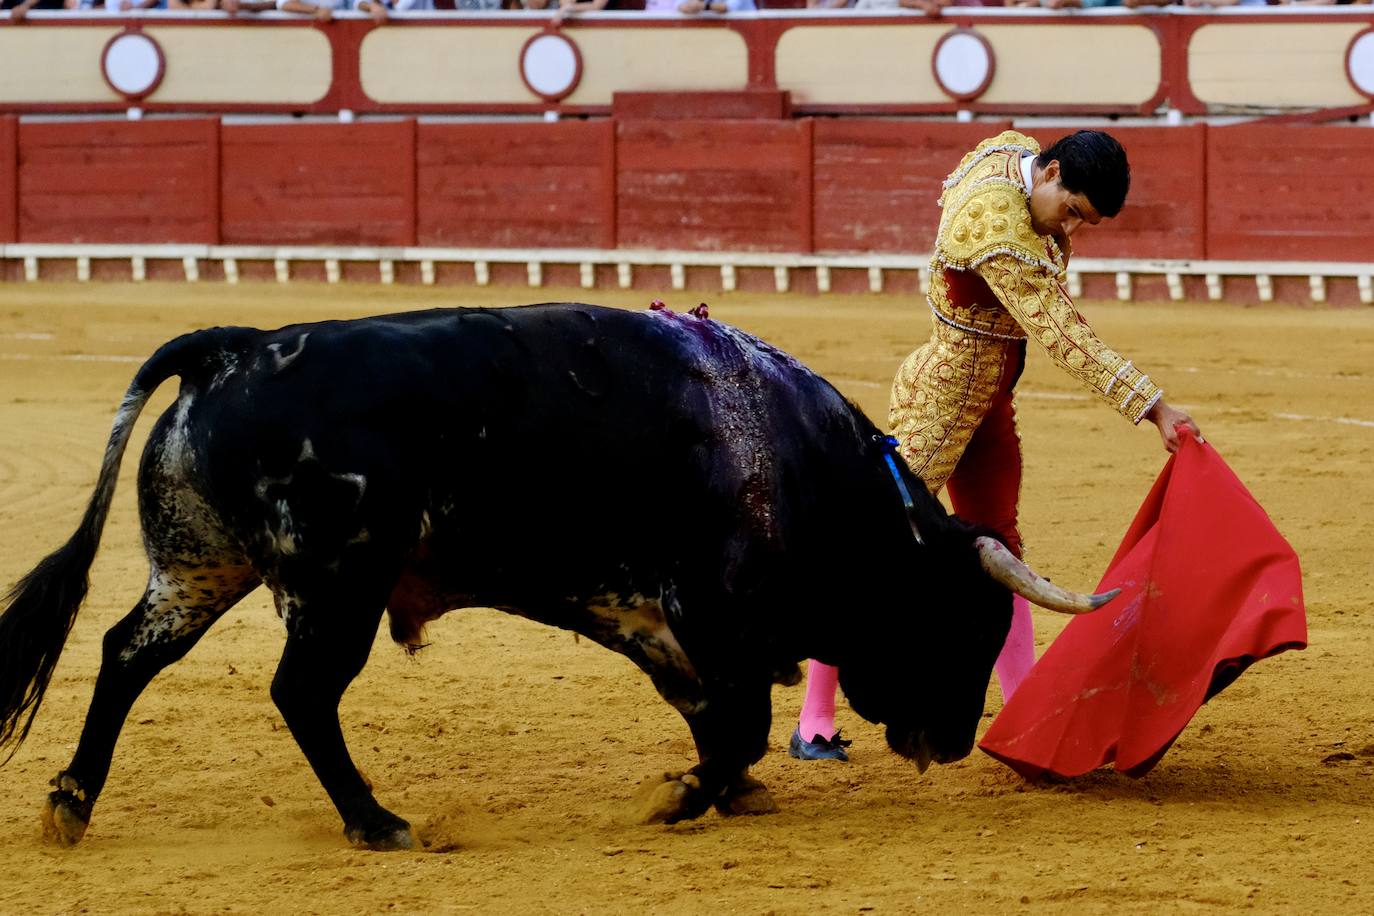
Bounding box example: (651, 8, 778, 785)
(43, 563, 258, 845)
(268, 581, 413, 851)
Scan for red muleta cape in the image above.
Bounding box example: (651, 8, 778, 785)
(979, 435, 1307, 780)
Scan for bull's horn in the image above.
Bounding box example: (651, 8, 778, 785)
(974, 536, 1119, 615)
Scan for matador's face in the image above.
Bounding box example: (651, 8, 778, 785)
(1028, 158, 1103, 245)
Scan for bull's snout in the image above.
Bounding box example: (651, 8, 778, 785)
(885, 725, 972, 774)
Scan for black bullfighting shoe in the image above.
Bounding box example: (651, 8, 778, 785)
(789, 728, 853, 762)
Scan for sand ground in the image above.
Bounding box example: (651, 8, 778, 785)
(0, 283, 1370, 915)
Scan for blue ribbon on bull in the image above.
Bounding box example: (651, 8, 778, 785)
(876, 435, 924, 545)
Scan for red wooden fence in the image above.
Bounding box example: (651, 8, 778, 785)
(416, 121, 614, 250)
(1206, 125, 1374, 263)
(3, 117, 1372, 264)
(615, 119, 813, 253)
(0, 116, 15, 245)
(17, 119, 219, 244)
(221, 122, 414, 247)
(812, 120, 1012, 254)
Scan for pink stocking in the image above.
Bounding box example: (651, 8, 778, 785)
(797, 659, 840, 742)
(994, 595, 1035, 701)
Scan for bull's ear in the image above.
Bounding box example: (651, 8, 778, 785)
(974, 537, 1119, 614)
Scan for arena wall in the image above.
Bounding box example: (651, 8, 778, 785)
(221, 121, 414, 247)
(414, 121, 614, 250)
(1206, 125, 1374, 264)
(0, 12, 1370, 299)
(16, 119, 219, 245)
(0, 116, 15, 245)
(5, 117, 1369, 263)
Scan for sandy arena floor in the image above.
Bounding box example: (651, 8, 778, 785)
(0, 283, 1370, 915)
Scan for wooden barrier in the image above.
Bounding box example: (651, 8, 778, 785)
(17, 119, 218, 244)
(810, 122, 1209, 260)
(0, 116, 15, 244)
(221, 121, 414, 247)
(1, 117, 1370, 293)
(416, 121, 614, 250)
(615, 119, 812, 253)
(1206, 125, 1374, 263)
(811, 120, 1012, 254)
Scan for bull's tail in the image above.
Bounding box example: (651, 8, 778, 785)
(0, 329, 233, 763)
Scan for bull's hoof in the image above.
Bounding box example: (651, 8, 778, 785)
(714, 774, 777, 817)
(630, 771, 711, 825)
(41, 791, 91, 847)
(345, 816, 416, 851)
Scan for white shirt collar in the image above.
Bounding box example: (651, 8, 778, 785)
(1020, 153, 1035, 193)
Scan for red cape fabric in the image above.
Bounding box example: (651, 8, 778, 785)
(979, 436, 1307, 779)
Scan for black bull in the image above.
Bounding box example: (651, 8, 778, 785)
(0, 303, 1074, 849)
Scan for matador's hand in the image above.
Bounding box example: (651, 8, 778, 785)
(1145, 399, 1202, 453)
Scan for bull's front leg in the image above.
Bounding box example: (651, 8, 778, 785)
(633, 676, 777, 824)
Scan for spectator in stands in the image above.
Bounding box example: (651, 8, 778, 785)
(105, 0, 167, 10)
(854, 0, 949, 11)
(277, 0, 346, 19)
(219, 0, 279, 12)
(4, 0, 73, 21)
(354, 0, 436, 21)
(353, 0, 389, 19)
(1015, 0, 1122, 9)
(675, 0, 756, 12)
(554, 0, 612, 17)
(1180, 0, 1266, 7)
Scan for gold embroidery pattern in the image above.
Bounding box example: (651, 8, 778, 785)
(938, 131, 1041, 202)
(977, 254, 1161, 423)
(889, 316, 1018, 493)
(926, 271, 1025, 341)
(936, 167, 1064, 277)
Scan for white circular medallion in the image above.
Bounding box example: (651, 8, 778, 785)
(1348, 30, 1374, 99)
(932, 29, 994, 102)
(102, 31, 164, 100)
(521, 33, 582, 102)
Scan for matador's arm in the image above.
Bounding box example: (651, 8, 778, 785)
(977, 254, 1163, 424)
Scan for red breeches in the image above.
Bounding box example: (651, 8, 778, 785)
(943, 343, 1025, 559)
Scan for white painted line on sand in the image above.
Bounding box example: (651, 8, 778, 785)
(1001, 390, 1374, 430)
(1273, 412, 1374, 430)
(1176, 365, 1366, 384)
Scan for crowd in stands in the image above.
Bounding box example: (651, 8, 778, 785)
(4, 0, 1368, 22)
(0, 0, 756, 19)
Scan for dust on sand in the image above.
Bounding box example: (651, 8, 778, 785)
(0, 284, 1370, 914)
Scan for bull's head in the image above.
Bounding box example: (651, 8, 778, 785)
(839, 531, 1117, 774)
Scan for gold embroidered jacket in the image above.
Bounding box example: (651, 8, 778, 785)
(890, 130, 1163, 491)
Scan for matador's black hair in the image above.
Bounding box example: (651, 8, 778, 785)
(1037, 130, 1131, 219)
